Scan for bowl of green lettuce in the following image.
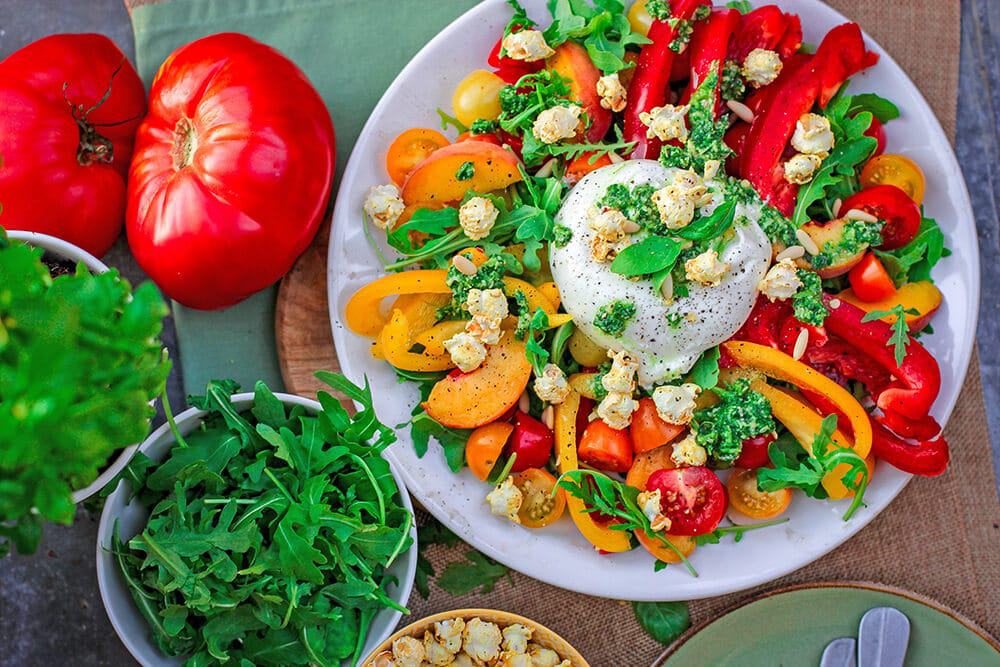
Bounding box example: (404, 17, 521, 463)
(96, 373, 417, 666)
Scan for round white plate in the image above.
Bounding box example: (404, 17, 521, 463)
(327, 0, 978, 600)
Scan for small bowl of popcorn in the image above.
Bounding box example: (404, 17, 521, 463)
(362, 608, 588, 667)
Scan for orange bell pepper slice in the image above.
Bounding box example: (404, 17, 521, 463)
(555, 388, 632, 553)
(722, 341, 872, 460)
(379, 309, 455, 372)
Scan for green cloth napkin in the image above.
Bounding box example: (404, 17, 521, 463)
(130, 0, 479, 394)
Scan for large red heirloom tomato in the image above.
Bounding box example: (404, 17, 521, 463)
(127, 33, 335, 310)
(0, 34, 146, 257)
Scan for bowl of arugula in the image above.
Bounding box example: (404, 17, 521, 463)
(96, 373, 417, 667)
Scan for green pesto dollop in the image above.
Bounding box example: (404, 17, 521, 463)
(594, 299, 637, 337)
(598, 183, 661, 232)
(439, 254, 507, 320)
(810, 220, 883, 270)
(694, 378, 775, 463)
(792, 269, 828, 326)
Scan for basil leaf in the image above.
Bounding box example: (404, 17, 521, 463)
(632, 601, 691, 645)
(688, 346, 721, 390)
(676, 199, 736, 241)
(610, 235, 682, 276)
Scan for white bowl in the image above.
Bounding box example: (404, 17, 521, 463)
(5, 229, 135, 504)
(327, 0, 979, 601)
(96, 392, 418, 666)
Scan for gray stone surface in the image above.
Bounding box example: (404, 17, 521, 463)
(0, 0, 996, 664)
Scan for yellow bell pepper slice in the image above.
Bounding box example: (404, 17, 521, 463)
(555, 388, 632, 553)
(537, 281, 561, 310)
(345, 270, 450, 336)
(374, 293, 453, 359)
(567, 372, 598, 400)
(414, 320, 468, 356)
(502, 277, 556, 314)
(379, 309, 455, 372)
(752, 382, 858, 499)
(721, 341, 872, 460)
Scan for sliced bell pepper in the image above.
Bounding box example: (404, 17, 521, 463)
(555, 388, 632, 553)
(837, 281, 942, 332)
(623, 0, 710, 159)
(822, 295, 940, 418)
(729, 4, 792, 62)
(379, 309, 455, 372)
(871, 418, 949, 477)
(721, 340, 872, 460)
(681, 8, 741, 114)
(813, 22, 879, 107)
(415, 312, 572, 357)
(344, 270, 451, 336)
(753, 381, 856, 499)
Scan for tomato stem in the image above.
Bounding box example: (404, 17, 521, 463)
(171, 117, 199, 170)
(63, 59, 127, 167)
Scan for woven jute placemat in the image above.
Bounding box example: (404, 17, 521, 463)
(127, 1, 996, 664)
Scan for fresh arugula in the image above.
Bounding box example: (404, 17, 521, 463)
(0, 231, 170, 556)
(544, 0, 651, 74)
(414, 518, 461, 599)
(520, 305, 552, 375)
(112, 374, 413, 666)
(436, 550, 513, 596)
(847, 93, 900, 123)
(688, 346, 721, 391)
(632, 601, 690, 645)
(862, 305, 918, 365)
(546, 125, 636, 161)
(556, 469, 699, 576)
(436, 108, 468, 134)
(875, 212, 949, 286)
(693, 517, 790, 545)
(757, 415, 869, 520)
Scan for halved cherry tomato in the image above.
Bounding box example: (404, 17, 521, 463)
(840, 184, 921, 250)
(646, 466, 727, 536)
(863, 116, 887, 157)
(630, 398, 685, 454)
(512, 468, 566, 528)
(635, 529, 697, 564)
(452, 69, 507, 128)
(734, 432, 775, 469)
(576, 396, 596, 444)
(848, 252, 897, 302)
(578, 420, 634, 473)
(860, 154, 925, 205)
(509, 410, 555, 472)
(386, 128, 450, 186)
(626, 444, 676, 489)
(727, 467, 792, 519)
(566, 151, 612, 183)
(466, 421, 514, 481)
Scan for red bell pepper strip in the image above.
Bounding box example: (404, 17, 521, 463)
(775, 14, 803, 58)
(487, 29, 543, 84)
(729, 5, 792, 62)
(813, 22, 878, 107)
(623, 0, 710, 159)
(671, 48, 692, 82)
(731, 295, 792, 348)
(875, 410, 942, 441)
(871, 419, 949, 477)
(681, 8, 741, 114)
(822, 295, 941, 418)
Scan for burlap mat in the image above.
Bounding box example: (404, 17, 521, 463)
(408, 3, 999, 664)
(125, 1, 996, 664)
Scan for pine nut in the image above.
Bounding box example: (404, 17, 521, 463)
(518, 391, 531, 413)
(776, 245, 806, 261)
(541, 406, 554, 429)
(795, 228, 820, 255)
(452, 254, 477, 276)
(622, 219, 641, 233)
(608, 151, 624, 164)
(660, 273, 674, 304)
(829, 298, 841, 309)
(703, 159, 721, 180)
(832, 198, 843, 217)
(845, 208, 879, 223)
(793, 328, 809, 360)
(726, 99, 755, 123)
(535, 158, 558, 178)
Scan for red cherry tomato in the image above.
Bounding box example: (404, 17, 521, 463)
(646, 467, 727, 536)
(566, 151, 613, 183)
(576, 396, 596, 445)
(127, 34, 335, 310)
(840, 185, 920, 251)
(0, 34, 147, 256)
(848, 252, 897, 302)
(734, 432, 775, 469)
(864, 116, 887, 157)
(508, 411, 554, 472)
(578, 420, 634, 473)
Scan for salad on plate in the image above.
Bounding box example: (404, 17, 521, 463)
(344, 0, 949, 573)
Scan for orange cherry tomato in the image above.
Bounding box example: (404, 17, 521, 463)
(726, 467, 792, 519)
(386, 128, 450, 186)
(627, 0, 654, 37)
(578, 420, 634, 472)
(452, 69, 506, 128)
(630, 398, 685, 454)
(636, 528, 696, 564)
(466, 421, 514, 481)
(848, 252, 897, 303)
(566, 151, 613, 183)
(512, 468, 566, 528)
(626, 443, 676, 489)
(859, 154, 926, 205)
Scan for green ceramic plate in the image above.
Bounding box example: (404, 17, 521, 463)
(654, 583, 999, 667)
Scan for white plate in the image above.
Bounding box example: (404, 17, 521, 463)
(96, 393, 417, 665)
(327, 0, 979, 600)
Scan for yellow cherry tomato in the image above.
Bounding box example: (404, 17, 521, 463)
(452, 69, 506, 128)
(860, 154, 926, 205)
(627, 0, 654, 37)
(727, 468, 792, 519)
(513, 468, 567, 528)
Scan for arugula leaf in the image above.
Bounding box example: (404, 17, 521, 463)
(546, 125, 636, 161)
(414, 518, 461, 598)
(688, 346, 721, 390)
(693, 517, 790, 545)
(436, 108, 468, 134)
(610, 235, 682, 277)
(848, 93, 900, 123)
(875, 212, 949, 285)
(862, 305, 918, 365)
(633, 601, 691, 645)
(520, 305, 552, 375)
(436, 550, 511, 595)
(545, 0, 651, 74)
(0, 232, 170, 555)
